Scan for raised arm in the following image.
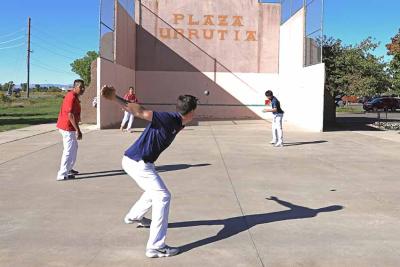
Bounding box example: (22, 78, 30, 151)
(101, 85, 153, 121)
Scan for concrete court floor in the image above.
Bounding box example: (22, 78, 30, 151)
(0, 120, 399, 267)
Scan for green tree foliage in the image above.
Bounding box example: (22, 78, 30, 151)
(323, 36, 391, 97)
(3, 81, 15, 94)
(20, 83, 28, 91)
(386, 29, 400, 94)
(70, 51, 99, 86)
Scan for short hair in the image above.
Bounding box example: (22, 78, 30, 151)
(74, 79, 85, 88)
(265, 90, 273, 97)
(129, 86, 134, 90)
(176, 95, 198, 115)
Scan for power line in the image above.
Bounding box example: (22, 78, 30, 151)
(30, 41, 77, 60)
(31, 57, 74, 74)
(31, 62, 76, 76)
(0, 43, 25, 50)
(31, 34, 85, 57)
(0, 35, 25, 45)
(0, 28, 26, 39)
(32, 26, 89, 54)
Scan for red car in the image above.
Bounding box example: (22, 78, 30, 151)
(363, 97, 399, 112)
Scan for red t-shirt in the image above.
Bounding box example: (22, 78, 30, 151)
(56, 91, 81, 131)
(124, 93, 138, 103)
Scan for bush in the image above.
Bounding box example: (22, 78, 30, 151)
(0, 92, 11, 103)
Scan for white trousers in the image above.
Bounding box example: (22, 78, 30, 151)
(272, 113, 283, 144)
(122, 156, 171, 249)
(57, 129, 78, 178)
(121, 111, 134, 130)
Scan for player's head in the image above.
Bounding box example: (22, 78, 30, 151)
(265, 90, 273, 100)
(73, 79, 85, 95)
(129, 86, 135, 94)
(177, 95, 198, 121)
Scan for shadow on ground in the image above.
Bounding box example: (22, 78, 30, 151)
(169, 196, 344, 253)
(326, 114, 400, 131)
(66, 164, 211, 180)
(284, 140, 327, 146)
(156, 163, 211, 173)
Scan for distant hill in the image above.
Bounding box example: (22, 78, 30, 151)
(14, 84, 72, 89)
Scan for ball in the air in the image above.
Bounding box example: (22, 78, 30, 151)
(204, 90, 210, 96)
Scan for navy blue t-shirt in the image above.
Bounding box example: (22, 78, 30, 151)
(124, 112, 184, 163)
(271, 97, 284, 115)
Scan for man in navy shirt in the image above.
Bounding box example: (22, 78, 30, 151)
(101, 85, 197, 258)
(263, 90, 284, 147)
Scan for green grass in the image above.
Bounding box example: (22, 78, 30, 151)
(336, 105, 364, 113)
(0, 93, 64, 132)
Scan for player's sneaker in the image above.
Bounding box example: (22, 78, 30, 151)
(269, 140, 276, 144)
(274, 143, 283, 147)
(146, 245, 180, 258)
(69, 169, 79, 175)
(56, 174, 75, 181)
(124, 216, 151, 227)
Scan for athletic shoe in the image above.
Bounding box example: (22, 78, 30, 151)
(274, 143, 283, 147)
(145, 245, 180, 258)
(124, 216, 151, 227)
(56, 174, 75, 181)
(69, 169, 79, 175)
(269, 140, 276, 144)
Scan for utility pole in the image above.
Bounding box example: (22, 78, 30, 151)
(26, 17, 31, 98)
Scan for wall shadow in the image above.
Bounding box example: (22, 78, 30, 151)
(168, 196, 344, 253)
(135, 10, 262, 121)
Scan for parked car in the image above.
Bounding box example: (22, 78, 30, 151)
(335, 94, 345, 107)
(363, 97, 399, 112)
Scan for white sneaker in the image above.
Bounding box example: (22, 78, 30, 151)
(124, 216, 151, 227)
(269, 140, 276, 144)
(274, 143, 283, 147)
(146, 245, 180, 258)
(56, 174, 75, 181)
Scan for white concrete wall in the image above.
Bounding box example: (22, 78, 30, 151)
(97, 58, 136, 129)
(135, 70, 278, 120)
(212, 72, 279, 119)
(278, 8, 325, 132)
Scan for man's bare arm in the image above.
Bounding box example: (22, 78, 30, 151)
(262, 108, 277, 113)
(68, 113, 82, 140)
(102, 85, 153, 121)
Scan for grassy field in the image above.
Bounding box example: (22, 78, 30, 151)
(0, 93, 64, 132)
(336, 104, 364, 113)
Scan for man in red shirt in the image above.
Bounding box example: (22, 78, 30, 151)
(120, 86, 138, 132)
(56, 79, 85, 180)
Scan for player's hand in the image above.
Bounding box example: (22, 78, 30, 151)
(101, 85, 116, 100)
(77, 130, 83, 140)
(262, 108, 268, 113)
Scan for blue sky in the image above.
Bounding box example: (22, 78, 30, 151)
(324, 0, 400, 62)
(0, 0, 399, 84)
(0, 0, 98, 85)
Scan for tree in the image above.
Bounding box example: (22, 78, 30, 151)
(323, 36, 390, 98)
(3, 81, 15, 95)
(386, 29, 400, 95)
(35, 84, 41, 91)
(21, 83, 28, 92)
(70, 51, 99, 86)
